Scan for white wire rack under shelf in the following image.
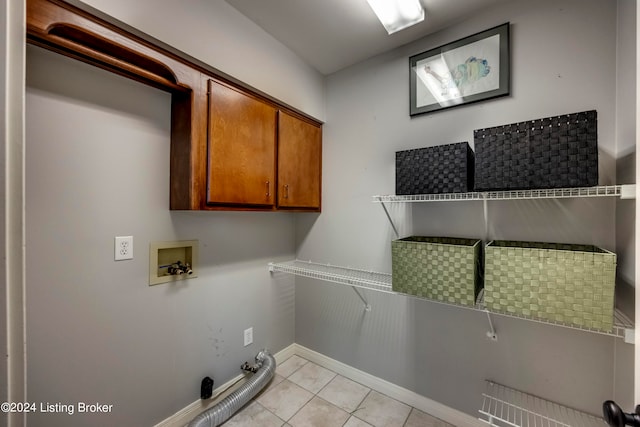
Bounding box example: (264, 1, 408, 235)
(373, 184, 636, 203)
(268, 260, 634, 341)
(479, 381, 607, 427)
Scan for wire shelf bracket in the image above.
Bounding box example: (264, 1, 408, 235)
(352, 287, 372, 312)
(378, 201, 400, 239)
(485, 310, 498, 341)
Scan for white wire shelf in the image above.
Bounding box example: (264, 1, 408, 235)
(479, 381, 607, 427)
(268, 260, 393, 294)
(268, 260, 634, 341)
(373, 184, 635, 203)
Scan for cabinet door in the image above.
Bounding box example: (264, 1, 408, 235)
(277, 111, 322, 210)
(207, 79, 277, 206)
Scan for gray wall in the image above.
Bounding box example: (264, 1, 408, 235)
(24, 0, 325, 425)
(616, 0, 637, 313)
(615, 0, 636, 404)
(21, 0, 637, 424)
(296, 0, 634, 417)
(3, 0, 26, 426)
(24, 45, 296, 427)
(1, 2, 8, 422)
(80, 0, 326, 121)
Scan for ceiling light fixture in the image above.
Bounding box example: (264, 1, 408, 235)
(366, 0, 425, 35)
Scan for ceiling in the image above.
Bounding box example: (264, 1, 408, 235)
(224, 0, 510, 75)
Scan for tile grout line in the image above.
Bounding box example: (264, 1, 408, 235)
(302, 359, 376, 426)
(294, 357, 376, 427)
(401, 407, 415, 427)
(246, 354, 440, 427)
(345, 388, 374, 427)
(302, 359, 375, 427)
(283, 357, 335, 425)
(277, 356, 372, 427)
(282, 389, 314, 425)
(296, 360, 366, 426)
(277, 355, 314, 425)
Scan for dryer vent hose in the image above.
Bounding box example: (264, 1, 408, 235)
(187, 349, 276, 427)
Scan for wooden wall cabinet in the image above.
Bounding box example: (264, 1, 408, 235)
(278, 111, 322, 209)
(27, 0, 322, 213)
(207, 79, 278, 207)
(206, 78, 322, 211)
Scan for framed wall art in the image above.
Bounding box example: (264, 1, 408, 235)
(410, 23, 510, 116)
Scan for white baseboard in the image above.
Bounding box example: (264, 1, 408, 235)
(292, 344, 483, 427)
(155, 343, 482, 427)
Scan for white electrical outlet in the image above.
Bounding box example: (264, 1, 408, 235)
(115, 236, 133, 261)
(243, 327, 253, 347)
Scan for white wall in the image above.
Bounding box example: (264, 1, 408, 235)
(296, 0, 634, 417)
(24, 0, 327, 424)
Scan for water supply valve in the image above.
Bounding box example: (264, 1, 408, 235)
(163, 261, 193, 275)
(241, 361, 259, 373)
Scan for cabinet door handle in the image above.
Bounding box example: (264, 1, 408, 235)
(284, 184, 289, 199)
(266, 181, 270, 197)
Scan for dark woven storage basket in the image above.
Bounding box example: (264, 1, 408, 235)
(396, 142, 474, 195)
(474, 110, 598, 191)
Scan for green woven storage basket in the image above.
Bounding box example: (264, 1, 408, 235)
(484, 240, 616, 332)
(392, 237, 481, 307)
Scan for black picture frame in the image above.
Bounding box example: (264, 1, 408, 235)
(409, 23, 510, 116)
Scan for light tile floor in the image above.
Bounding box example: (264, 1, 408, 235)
(221, 354, 455, 427)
